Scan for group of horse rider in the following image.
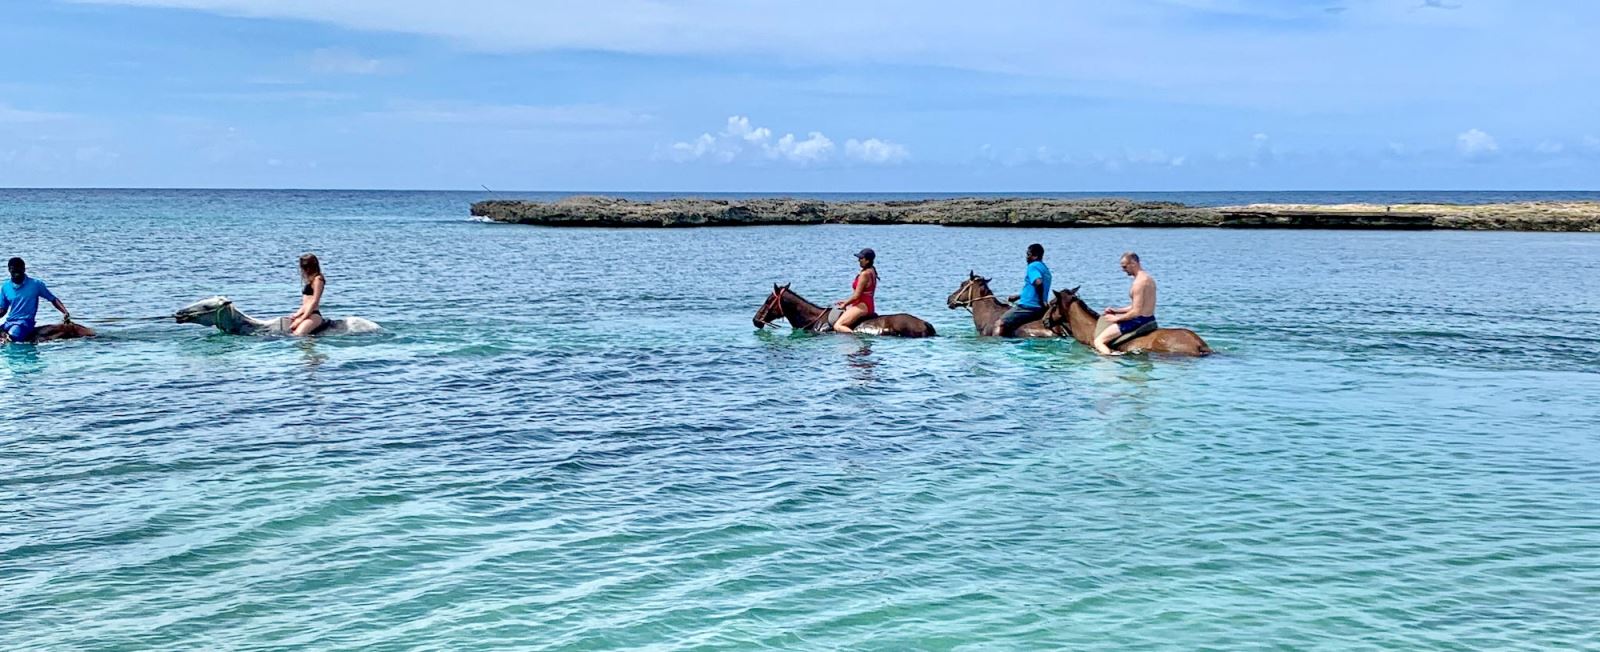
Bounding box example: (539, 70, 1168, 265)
(11, 245, 1160, 353)
(832, 243, 1159, 355)
(2, 253, 328, 344)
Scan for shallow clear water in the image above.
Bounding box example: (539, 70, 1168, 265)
(3, 190, 1598, 650)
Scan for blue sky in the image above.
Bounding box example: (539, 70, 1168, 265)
(2, 0, 1597, 190)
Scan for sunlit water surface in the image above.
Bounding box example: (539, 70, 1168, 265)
(3, 190, 1598, 650)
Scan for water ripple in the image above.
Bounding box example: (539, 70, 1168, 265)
(1, 191, 1597, 649)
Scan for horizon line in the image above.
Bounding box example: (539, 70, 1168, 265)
(5, 187, 1599, 194)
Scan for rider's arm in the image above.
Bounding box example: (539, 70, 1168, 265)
(0, 291, 10, 320)
(839, 271, 866, 306)
(36, 283, 68, 322)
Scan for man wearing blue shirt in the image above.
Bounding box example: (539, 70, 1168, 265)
(1, 258, 72, 343)
(989, 243, 1052, 336)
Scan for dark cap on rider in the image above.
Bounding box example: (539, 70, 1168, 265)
(855, 248, 875, 261)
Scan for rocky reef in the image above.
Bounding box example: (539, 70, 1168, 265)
(471, 196, 1600, 232)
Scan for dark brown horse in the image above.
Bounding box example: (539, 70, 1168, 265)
(2, 321, 96, 344)
(754, 284, 936, 337)
(1042, 287, 1211, 356)
(945, 272, 1058, 338)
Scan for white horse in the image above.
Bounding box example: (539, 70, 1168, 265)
(174, 296, 381, 336)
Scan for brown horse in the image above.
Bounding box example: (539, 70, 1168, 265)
(1042, 287, 1211, 356)
(754, 284, 936, 337)
(2, 321, 96, 344)
(945, 272, 1059, 338)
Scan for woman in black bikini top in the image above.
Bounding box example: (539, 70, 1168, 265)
(289, 253, 326, 336)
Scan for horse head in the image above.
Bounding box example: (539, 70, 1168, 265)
(174, 296, 233, 326)
(1042, 286, 1083, 329)
(946, 271, 993, 309)
(754, 283, 790, 328)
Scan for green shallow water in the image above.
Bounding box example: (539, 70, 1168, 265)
(2, 190, 1598, 650)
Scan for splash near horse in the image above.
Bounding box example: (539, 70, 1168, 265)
(1042, 287, 1211, 356)
(945, 272, 1058, 338)
(1, 321, 95, 344)
(753, 284, 936, 338)
(174, 296, 381, 336)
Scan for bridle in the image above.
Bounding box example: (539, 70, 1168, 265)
(755, 288, 787, 327)
(949, 279, 996, 312)
(1040, 294, 1076, 331)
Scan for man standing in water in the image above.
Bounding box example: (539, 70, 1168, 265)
(1, 257, 71, 343)
(991, 243, 1051, 336)
(1095, 252, 1157, 355)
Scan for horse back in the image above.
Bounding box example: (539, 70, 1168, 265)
(860, 313, 937, 338)
(1123, 327, 1211, 356)
(31, 323, 96, 342)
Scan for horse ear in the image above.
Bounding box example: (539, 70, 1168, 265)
(781, 283, 791, 289)
(968, 270, 976, 279)
(1070, 286, 1081, 294)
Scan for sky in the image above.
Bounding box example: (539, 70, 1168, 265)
(1, 0, 1598, 191)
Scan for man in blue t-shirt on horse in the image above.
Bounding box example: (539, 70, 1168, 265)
(1, 257, 73, 343)
(988, 243, 1052, 337)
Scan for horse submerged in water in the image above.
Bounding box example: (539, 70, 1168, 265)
(2, 321, 96, 344)
(174, 296, 381, 336)
(945, 272, 1059, 338)
(1042, 287, 1211, 356)
(754, 284, 936, 337)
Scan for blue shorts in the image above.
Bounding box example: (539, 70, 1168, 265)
(1117, 315, 1156, 334)
(4, 320, 35, 342)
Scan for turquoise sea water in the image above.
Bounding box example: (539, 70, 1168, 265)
(3, 189, 1598, 650)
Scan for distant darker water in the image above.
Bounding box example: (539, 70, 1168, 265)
(2, 188, 1597, 650)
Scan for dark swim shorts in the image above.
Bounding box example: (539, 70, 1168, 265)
(1117, 315, 1156, 334)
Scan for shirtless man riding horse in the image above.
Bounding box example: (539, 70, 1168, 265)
(1095, 252, 1156, 356)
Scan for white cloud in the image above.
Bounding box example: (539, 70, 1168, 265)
(1456, 128, 1498, 157)
(772, 132, 834, 163)
(722, 116, 771, 144)
(845, 138, 910, 164)
(307, 48, 390, 75)
(669, 116, 900, 165)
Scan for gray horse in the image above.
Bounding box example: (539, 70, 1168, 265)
(174, 296, 381, 336)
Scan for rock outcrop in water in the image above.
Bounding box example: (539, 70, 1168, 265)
(471, 197, 1600, 232)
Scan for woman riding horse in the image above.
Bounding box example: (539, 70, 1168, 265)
(834, 248, 879, 333)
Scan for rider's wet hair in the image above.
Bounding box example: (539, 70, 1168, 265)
(299, 253, 322, 281)
(1122, 251, 1140, 264)
(7, 257, 22, 278)
(1027, 243, 1044, 259)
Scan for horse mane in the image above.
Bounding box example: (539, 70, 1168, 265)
(782, 289, 823, 310)
(970, 279, 1010, 308)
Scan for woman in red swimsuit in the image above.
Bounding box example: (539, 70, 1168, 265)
(833, 248, 878, 333)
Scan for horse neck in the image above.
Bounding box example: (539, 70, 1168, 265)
(1063, 298, 1099, 345)
(780, 292, 826, 328)
(969, 291, 1008, 325)
(219, 305, 269, 334)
